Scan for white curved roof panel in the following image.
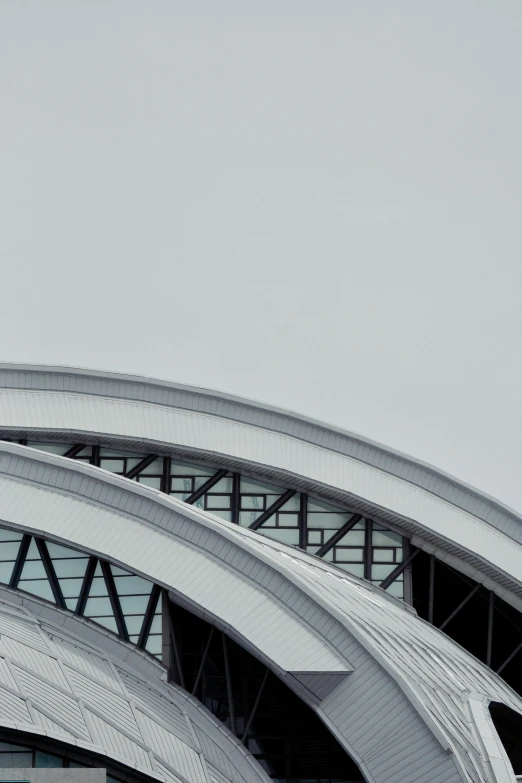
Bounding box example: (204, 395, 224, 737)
(0, 364, 520, 604)
(0, 594, 268, 783)
(0, 441, 521, 783)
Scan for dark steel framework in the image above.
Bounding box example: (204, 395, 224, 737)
(164, 598, 364, 782)
(0, 526, 162, 657)
(0, 522, 365, 781)
(2, 437, 522, 700)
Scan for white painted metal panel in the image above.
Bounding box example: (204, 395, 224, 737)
(1, 443, 522, 781)
(0, 597, 269, 783)
(0, 388, 521, 594)
(0, 474, 347, 674)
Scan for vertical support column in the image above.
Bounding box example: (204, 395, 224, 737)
(298, 493, 307, 550)
(231, 472, 240, 525)
(487, 592, 494, 667)
(402, 537, 413, 605)
(222, 633, 236, 735)
(165, 597, 185, 689)
(161, 456, 170, 495)
(428, 554, 435, 625)
(364, 519, 373, 581)
(91, 445, 100, 467)
(161, 590, 171, 674)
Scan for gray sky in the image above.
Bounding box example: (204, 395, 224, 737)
(1, 2, 522, 511)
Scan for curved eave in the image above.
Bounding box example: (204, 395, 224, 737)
(0, 361, 520, 523)
(1, 443, 522, 783)
(0, 366, 521, 606)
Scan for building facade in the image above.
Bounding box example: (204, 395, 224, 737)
(0, 364, 521, 783)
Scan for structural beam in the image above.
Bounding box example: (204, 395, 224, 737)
(9, 535, 31, 589)
(222, 633, 236, 735)
(439, 583, 480, 631)
(487, 592, 494, 667)
(315, 514, 363, 559)
(241, 668, 269, 743)
(137, 584, 161, 649)
(497, 639, 522, 676)
(185, 469, 228, 506)
(76, 556, 97, 616)
(192, 627, 215, 696)
(36, 538, 66, 609)
(380, 548, 420, 591)
(125, 454, 159, 480)
(428, 554, 435, 624)
(249, 490, 296, 531)
(100, 560, 129, 642)
(63, 444, 86, 459)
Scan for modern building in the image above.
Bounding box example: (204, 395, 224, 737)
(0, 363, 521, 783)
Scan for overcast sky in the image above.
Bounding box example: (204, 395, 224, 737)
(1, 2, 521, 511)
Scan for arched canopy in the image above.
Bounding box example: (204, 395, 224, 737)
(0, 441, 520, 783)
(0, 364, 521, 608)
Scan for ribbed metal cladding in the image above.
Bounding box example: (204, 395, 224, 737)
(0, 386, 521, 600)
(0, 597, 269, 783)
(0, 363, 520, 538)
(0, 444, 521, 781)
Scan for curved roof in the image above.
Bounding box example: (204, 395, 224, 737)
(0, 363, 521, 607)
(0, 590, 268, 783)
(0, 441, 520, 783)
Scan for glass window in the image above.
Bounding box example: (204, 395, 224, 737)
(0, 563, 15, 584)
(240, 477, 285, 495)
(258, 528, 299, 546)
(206, 495, 231, 510)
(171, 477, 193, 492)
(18, 540, 55, 602)
(100, 458, 125, 473)
(334, 547, 364, 562)
(372, 528, 402, 546)
(239, 511, 262, 527)
(241, 496, 265, 510)
(137, 476, 161, 489)
(371, 564, 396, 581)
(372, 548, 395, 562)
(83, 563, 118, 633)
(275, 512, 299, 527)
(336, 523, 365, 546)
(26, 441, 70, 455)
(209, 510, 232, 522)
(0, 541, 22, 560)
(170, 460, 214, 476)
(35, 751, 63, 768)
(0, 751, 32, 767)
(99, 448, 145, 458)
(307, 512, 350, 529)
(136, 458, 163, 475)
(385, 581, 404, 599)
(0, 529, 23, 543)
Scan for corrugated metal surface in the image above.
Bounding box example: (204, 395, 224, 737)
(13, 666, 91, 738)
(0, 386, 521, 599)
(32, 707, 79, 739)
(138, 712, 207, 783)
(2, 443, 522, 781)
(0, 596, 268, 783)
(0, 363, 518, 546)
(117, 670, 194, 746)
(0, 470, 348, 674)
(83, 708, 152, 771)
(66, 667, 141, 738)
